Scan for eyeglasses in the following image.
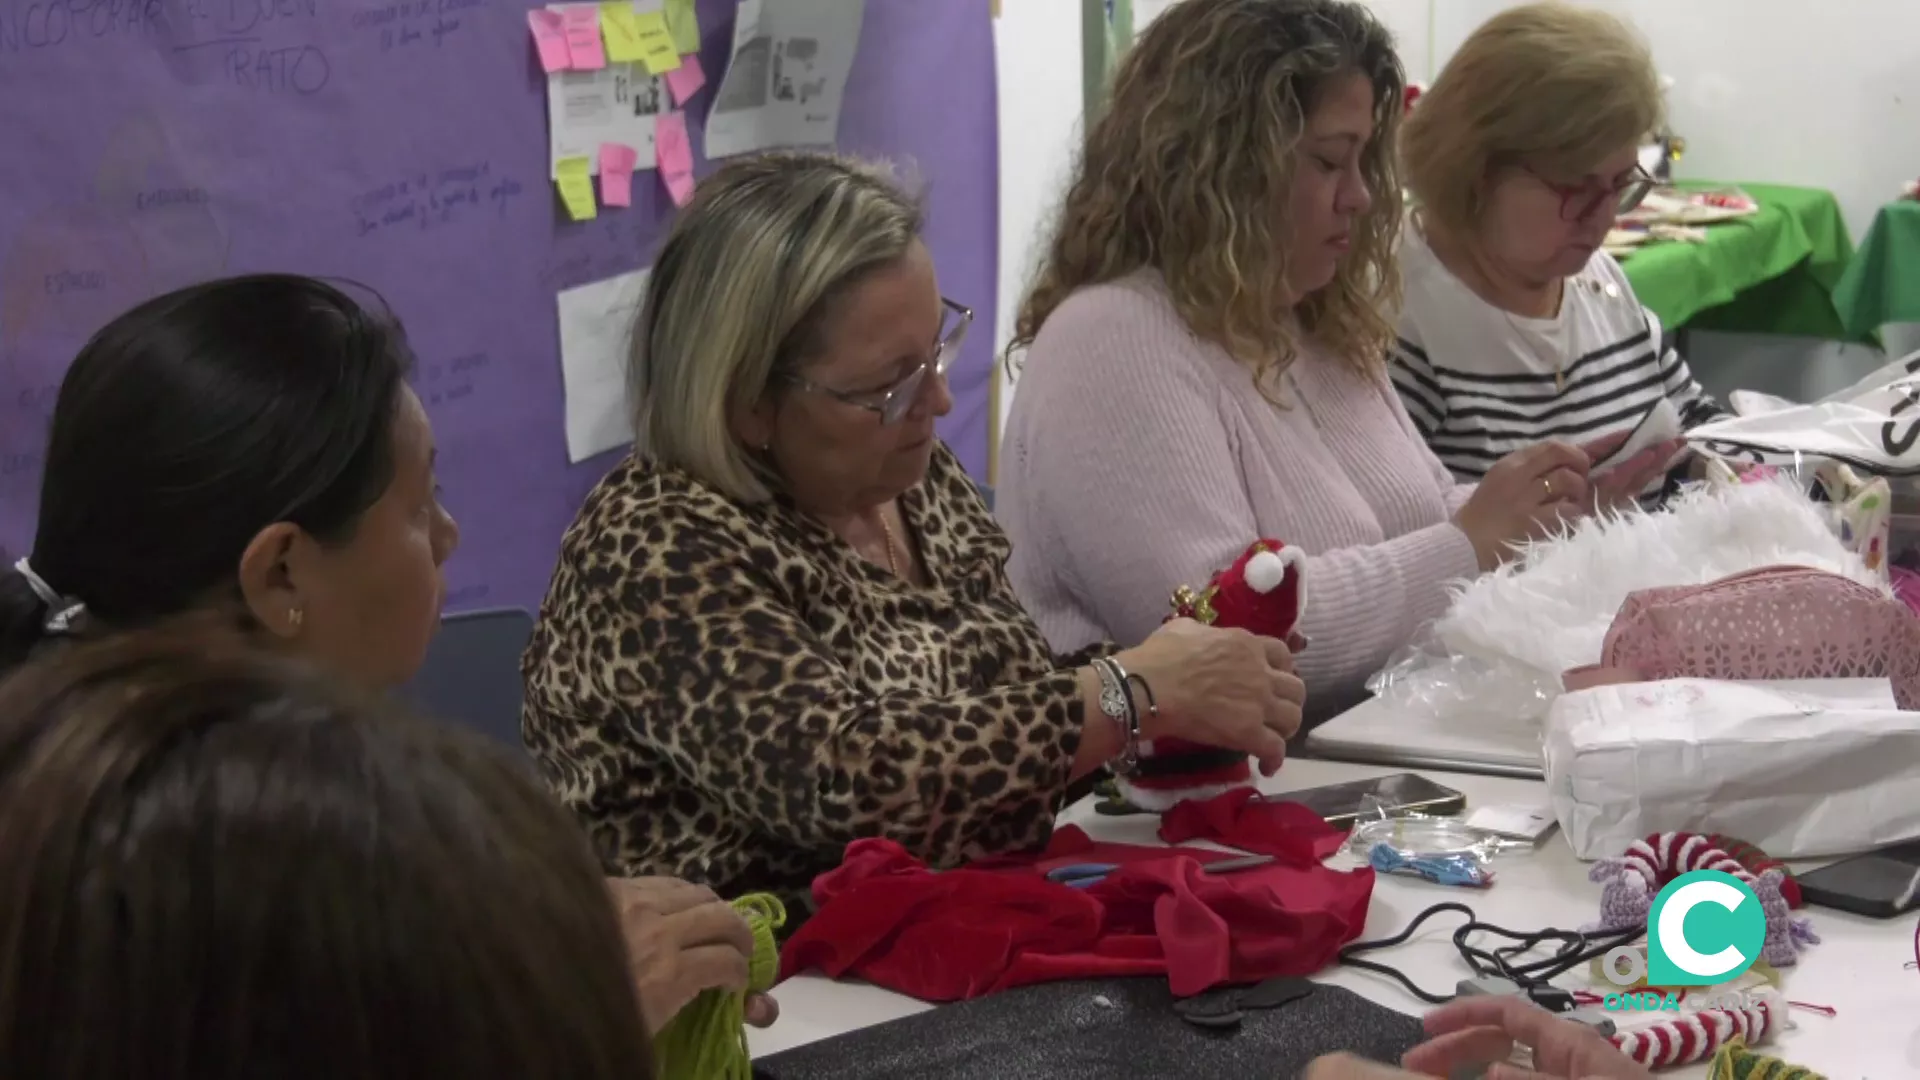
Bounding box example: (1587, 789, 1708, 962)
(783, 297, 972, 426)
(1524, 164, 1656, 222)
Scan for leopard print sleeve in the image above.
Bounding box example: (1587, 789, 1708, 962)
(522, 452, 1096, 899)
(1056, 641, 1120, 668)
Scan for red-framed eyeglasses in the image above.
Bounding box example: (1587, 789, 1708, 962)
(1524, 164, 1657, 223)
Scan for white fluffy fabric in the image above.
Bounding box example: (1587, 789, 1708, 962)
(1435, 475, 1880, 677)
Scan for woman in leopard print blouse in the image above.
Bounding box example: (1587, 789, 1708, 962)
(522, 152, 1307, 910)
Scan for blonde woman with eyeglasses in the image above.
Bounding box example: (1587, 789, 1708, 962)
(996, 0, 1674, 726)
(522, 152, 1308, 911)
(1392, 3, 1714, 498)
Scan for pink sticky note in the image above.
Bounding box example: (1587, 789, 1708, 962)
(599, 142, 637, 207)
(561, 5, 605, 69)
(654, 111, 695, 207)
(527, 9, 571, 72)
(663, 53, 706, 105)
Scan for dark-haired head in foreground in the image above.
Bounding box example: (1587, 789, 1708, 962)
(0, 625, 653, 1079)
(0, 273, 459, 682)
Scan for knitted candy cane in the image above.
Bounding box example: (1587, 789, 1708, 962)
(1623, 834, 1771, 893)
(1588, 833, 1818, 969)
(1610, 993, 1782, 1070)
(1707, 833, 1803, 909)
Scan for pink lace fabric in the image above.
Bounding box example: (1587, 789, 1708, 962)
(1892, 565, 1920, 619)
(1562, 566, 1920, 708)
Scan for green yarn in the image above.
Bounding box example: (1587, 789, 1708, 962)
(653, 894, 786, 1080)
(1707, 1036, 1826, 1080)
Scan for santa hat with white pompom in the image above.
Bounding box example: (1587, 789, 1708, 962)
(1113, 539, 1308, 812)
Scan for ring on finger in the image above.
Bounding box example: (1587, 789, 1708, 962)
(1542, 476, 1554, 499)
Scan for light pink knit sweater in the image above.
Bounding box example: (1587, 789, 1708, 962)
(997, 270, 1482, 719)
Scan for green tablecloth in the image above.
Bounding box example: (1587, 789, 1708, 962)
(1832, 200, 1920, 336)
(1620, 182, 1860, 341)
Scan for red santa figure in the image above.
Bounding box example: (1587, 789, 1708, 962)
(1112, 539, 1308, 812)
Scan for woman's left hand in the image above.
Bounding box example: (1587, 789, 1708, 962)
(1401, 996, 1653, 1079)
(1300, 1053, 1418, 1079)
(1578, 433, 1687, 512)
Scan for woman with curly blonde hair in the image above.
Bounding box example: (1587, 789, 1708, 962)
(996, 0, 1668, 722)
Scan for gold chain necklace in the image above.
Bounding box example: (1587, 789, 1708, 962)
(879, 512, 901, 578)
(1499, 277, 1624, 394)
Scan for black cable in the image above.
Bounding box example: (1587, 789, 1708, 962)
(1338, 902, 1473, 1002)
(1336, 901, 1645, 1005)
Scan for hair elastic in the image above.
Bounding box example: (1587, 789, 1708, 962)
(12, 557, 86, 634)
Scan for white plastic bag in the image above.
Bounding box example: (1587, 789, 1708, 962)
(1544, 677, 1920, 859)
(1687, 349, 1920, 474)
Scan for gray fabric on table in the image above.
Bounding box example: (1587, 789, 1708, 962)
(753, 977, 1424, 1079)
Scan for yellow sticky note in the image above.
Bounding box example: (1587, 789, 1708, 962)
(555, 156, 597, 221)
(634, 11, 681, 73)
(600, 2, 645, 63)
(665, 0, 699, 54)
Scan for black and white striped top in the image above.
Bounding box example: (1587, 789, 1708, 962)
(1390, 229, 1724, 485)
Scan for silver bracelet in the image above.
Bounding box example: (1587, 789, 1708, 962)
(1091, 656, 1140, 776)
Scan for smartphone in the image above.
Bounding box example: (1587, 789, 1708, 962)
(1276, 772, 1466, 827)
(1796, 840, 1920, 919)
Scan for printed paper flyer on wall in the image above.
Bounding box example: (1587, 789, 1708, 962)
(706, 0, 866, 158)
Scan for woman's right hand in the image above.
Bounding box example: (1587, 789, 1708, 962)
(607, 876, 776, 1035)
(1116, 618, 1304, 775)
(1452, 441, 1593, 570)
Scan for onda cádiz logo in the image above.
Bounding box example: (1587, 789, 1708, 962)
(1600, 870, 1767, 1012)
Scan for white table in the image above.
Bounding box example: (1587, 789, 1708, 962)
(751, 760, 1920, 1077)
(1304, 695, 1546, 779)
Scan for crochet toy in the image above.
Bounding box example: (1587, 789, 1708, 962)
(1707, 1035, 1826, 1080)
(1108, 539, 1307, 813)
(1588, 833, 1816, 970)
(1611, 991, 1784, 1070)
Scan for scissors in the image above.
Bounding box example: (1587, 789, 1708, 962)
(1044, 853, 1275, 889)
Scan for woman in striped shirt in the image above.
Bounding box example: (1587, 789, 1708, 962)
(1390, 3, 1722, 497)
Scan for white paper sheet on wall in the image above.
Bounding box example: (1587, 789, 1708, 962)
(546, 62, 667, 178)
(705, 0, 866, 158)
(556, 268, 650, 463)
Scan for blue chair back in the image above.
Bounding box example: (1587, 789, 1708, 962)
(403, 607, 535, 753)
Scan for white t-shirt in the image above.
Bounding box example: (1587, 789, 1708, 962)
(1389, 228, 1723, 485)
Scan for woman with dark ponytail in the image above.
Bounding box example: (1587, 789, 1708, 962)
(0, 273, 774, 1036)
(0, 273, 456, 681)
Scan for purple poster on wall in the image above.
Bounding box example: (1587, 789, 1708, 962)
(0, 0, 999, 614)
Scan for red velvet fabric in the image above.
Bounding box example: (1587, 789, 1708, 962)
(1159, 787, 1346, 863)
(780, 791, 1371, 1000)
